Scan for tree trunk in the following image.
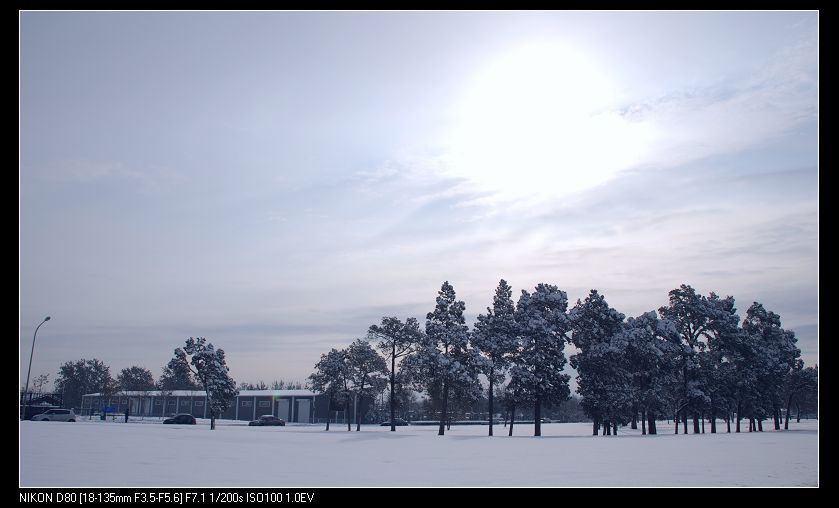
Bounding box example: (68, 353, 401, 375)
(325, 397, 331, 431)
(796, 403, 801, 423)
(701, 412, 705, 434)
(631, 411, 638, 430)
(603, 420, 608, 436)
(785, 394, 793, 430)
(726, 413, 730, 433)
(356, 390, 362, 432)
(612, 422, 618, 435)
(438, 381, 449, 436)
(773, 406, 780, 430)
(347, 394, 352, 431)
(534, 396, 542, 437)
(488, 368, 494, 437)
(390, 344, 397, 432)
(757, 418, 763, 432)
(682, 412, 688, 435)
(674, 413, 679, 434)
(648, 412, 657, 435)
(693, 414, 700, 434)
(593, 417, 599, 436)
(710, 411, 716, 433)
(736, 401, 741, 433)
(508, 403, 515, 436)
(641, 410, 646, 435)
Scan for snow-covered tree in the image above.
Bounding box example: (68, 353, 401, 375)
(512, 284, 572, 437)
(783, 364, 818, 429)
(742, 302, 801, 431)
(308, 348, 349, 431)
(792, 365, 818, 423)
(619, 311, 680, 435)
(403, 281, 481, 436)
(570, 290, 626, 435)
(783, 360, 819, 430)
(658, 284, 714, 434)
(472, 279, 518, 436)
(368, 316, 423, 431)
(346, 339, 388, 431)
(700, 292, 741, 433)
(173, 337, 238, 430)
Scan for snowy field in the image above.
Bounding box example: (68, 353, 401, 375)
(20, 419, 817, 487)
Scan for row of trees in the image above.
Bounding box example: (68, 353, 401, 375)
(52, 337, 238, 430)
(239, 379, 305, 390)
(310, 280, 817, 437)
(571, 286, 817, 435)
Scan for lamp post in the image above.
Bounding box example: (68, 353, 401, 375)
(21, 316, 50, 419)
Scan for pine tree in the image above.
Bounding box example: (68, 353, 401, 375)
(701, 293, 741, 433)
(570, 290, 625, 435)
(473, 279, 518, 436)
(512, 284, 571, 437)
(368, 316, 423, 431)
(658, 284, 713, 434)
(619, 312, 680, 435)
(783, 364, 818, 429)
(403, 281, 480, 436)
(742, 302, 801, 431)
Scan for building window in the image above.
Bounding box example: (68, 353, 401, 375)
(168, 400, 176, 405)
(242, 401, 252, 407)
(195, 401, 204, 406)
(180, 400, 190, 405)
(258, 401, 270, 407)
(155, 400, 162, 405)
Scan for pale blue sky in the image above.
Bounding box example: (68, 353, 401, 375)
(20, 11, 818, 389)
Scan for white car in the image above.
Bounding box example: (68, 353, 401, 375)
(32, 409, 76, 422)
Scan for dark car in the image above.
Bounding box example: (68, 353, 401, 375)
(163, 413, 196, 425)
(249, 415, 286, 426)
(380, 418, 409, 426)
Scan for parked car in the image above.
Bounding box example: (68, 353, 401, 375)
(380, 418, 409, 426)
(31, 408, 75, 422)
(163, 413, 196, 425)
(248, 415, 286, 426)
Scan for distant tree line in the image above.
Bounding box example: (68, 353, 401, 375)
(238, 379, 305, 390)
(50, 337, 237, 430)
(309, 280, 818, 437)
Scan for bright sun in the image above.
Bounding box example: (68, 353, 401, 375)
(445, 41, 652, 203)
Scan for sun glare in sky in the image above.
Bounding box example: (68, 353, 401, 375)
(445, 41, 655, 202)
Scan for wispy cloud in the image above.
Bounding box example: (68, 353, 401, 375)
(28, 159, 186, 193)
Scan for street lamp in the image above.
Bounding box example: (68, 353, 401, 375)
(21, 316, 50, 419)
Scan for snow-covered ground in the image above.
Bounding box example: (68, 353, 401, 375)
(20, 419, 817, 487)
